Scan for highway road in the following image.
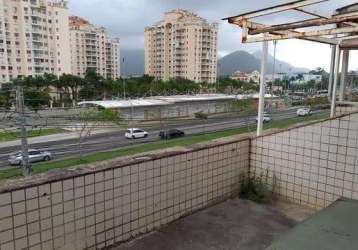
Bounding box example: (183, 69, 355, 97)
(0, 109, 322, 168)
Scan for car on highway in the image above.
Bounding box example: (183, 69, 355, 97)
(159, 129, 185, 140)
(256, 112, 272, 123)
(8, 149, 52, 166)
(297, 107, 312, 117)
(125, 128, 148, 139)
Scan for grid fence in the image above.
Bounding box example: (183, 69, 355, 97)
(251, 112, 358, 209)
(0, 139, 249, 250)
(336, 104, 358, 116)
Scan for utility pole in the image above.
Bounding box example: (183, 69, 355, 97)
(122, 57, 126, 99)
(16, 86, 31, 176)
(272, 40, 277, 94)
(257, 40, 268, 136)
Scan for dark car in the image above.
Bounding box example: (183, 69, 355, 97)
(159, 129, 185, 139)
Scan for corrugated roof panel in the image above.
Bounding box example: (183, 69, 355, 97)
(78, 94, 278, 109)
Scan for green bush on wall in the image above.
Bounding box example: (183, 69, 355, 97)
(240, 171, 277, 203)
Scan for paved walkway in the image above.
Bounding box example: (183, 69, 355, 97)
(0, 128, 119, 149)
(267, 199, 358, 250)
(109, 199, 314, 250)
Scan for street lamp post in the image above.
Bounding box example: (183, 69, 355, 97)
(122, 57, 126, 99)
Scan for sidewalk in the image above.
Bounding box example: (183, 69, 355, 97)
(0, 128, 120, 149)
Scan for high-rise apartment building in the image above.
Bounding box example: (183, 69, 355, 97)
(144, 9, 218, 83)
(69, 16, 120, 79)
(0, 0, 71, 83)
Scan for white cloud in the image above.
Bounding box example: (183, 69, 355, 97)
(275, 40, 332, 70)
(68, 0, 358, 70)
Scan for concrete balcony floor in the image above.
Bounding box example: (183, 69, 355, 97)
(108, 198, 315, 250)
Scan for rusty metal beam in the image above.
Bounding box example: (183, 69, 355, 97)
(249, 15, 358, 35)
(224, 0, 328, 22)
(245, 26, 358, 43)
(340, 37, 358, 49)
(294, 7, 328, 18)
(294, 7, 358, 27)
(234, 20, 338, 45)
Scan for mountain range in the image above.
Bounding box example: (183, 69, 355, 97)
(218, 50, 310, 76)
(120, 49, 310, 77)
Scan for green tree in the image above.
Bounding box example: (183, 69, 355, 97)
(216, 77, 258, 94)
(75, 109, 122, 158)
(59, 74, 84, 104)
(0, 83, 14, 110)
(24, 90, 51, 111)
(309, 67, 329, 90)
(11, 76, 51, 111)
(79, 68, 104, 100)
(102, 79, 116, 100)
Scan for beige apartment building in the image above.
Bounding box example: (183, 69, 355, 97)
(145, 9, 218, 83)
(0, 0, 71, 83)
(69, 16, 120, 79)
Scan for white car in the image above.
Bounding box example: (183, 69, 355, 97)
(297, 108, 312, 117)
(125, 128, 148, 139)
(256, 113, 272, 123)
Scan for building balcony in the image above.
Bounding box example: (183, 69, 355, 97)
(31, 21, 42, 27)
(32, 30, 43, 36)
(31, 11, 45, 19)
(33, 54, 44, 59)
(33, 47, 46, 52)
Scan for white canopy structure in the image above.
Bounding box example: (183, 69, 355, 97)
(78, 99, 171, 109)
(78, 94, 278, 110)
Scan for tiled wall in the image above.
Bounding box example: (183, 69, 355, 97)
(0, 140, 249, 250)
(251, 112, 358, 209)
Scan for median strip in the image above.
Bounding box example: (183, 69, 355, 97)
(0, 112, 329, 181)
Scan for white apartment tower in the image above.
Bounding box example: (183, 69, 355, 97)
(145, 9, 218, 83)
(69, 16, 120, 79)
(0, 0, 71, 83)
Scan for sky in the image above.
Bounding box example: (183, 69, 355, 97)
(68, 0, 358, 71)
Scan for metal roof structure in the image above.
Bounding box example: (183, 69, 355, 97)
(78, 94, 278, 109)
(78, 99, 171, 109)
(224, 0, 358, 136)
(157, 94, 242, 103)
(223, 0, 358, 46)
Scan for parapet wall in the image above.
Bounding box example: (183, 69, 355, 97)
(0, 139, 249, 250)
(251, 112, 358, 208)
